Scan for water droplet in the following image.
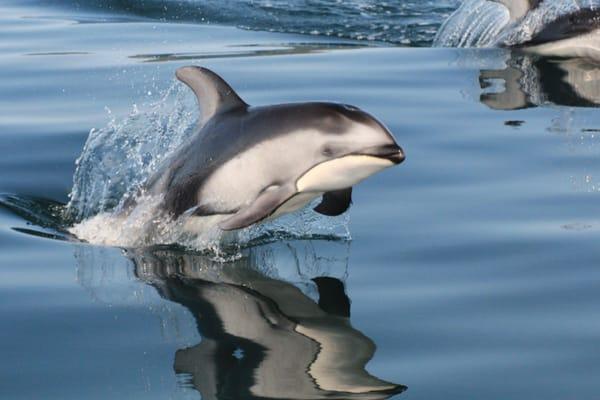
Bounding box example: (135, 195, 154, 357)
(232, 348, 244, 360)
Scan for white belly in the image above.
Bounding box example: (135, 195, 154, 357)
(296, 155, 394, 193)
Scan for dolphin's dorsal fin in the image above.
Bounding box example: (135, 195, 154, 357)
(490, 0, 541, 21)
(176, 66, 248, 123)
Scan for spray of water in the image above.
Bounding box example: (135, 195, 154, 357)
(435, 0, 510, 47)
(67, 83, 197, 221)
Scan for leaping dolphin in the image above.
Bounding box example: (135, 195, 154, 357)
(138, 66, 404, 231)
(497, 0, 600, 59)
(435, 0, 600, 59)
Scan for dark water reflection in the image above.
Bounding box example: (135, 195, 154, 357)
(479, 53, 600, 110)
(75, 242, 405, 400)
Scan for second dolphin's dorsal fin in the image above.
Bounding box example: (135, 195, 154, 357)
(176, 66, 248, 123)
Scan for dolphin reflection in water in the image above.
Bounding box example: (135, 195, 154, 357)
(478, 51, 600, 110)
(117, 242, 407, 400)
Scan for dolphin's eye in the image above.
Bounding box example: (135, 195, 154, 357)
(322, 146, 334, 157)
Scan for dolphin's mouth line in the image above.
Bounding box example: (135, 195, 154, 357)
(351, 144, 405, 164)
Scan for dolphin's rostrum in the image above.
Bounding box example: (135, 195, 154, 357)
(140, 66, 404, 231)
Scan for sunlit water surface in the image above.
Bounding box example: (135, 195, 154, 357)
(2, 1, 600, 400)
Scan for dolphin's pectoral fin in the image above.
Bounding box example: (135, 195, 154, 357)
(218, 185, 295, 231)
(313, 188, 353, 216)
(176, 66, 248, 123)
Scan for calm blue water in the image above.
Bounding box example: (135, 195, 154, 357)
(2, 1, 600, 399)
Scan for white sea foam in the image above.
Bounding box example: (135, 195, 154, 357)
(69, 193, 350, 252)
(435, 0, 509, 47)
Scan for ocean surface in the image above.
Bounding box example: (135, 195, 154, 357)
(2, 1, 600, 399)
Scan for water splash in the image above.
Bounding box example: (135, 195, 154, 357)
(68, 193, 350, 253)
(66, 83, 197, 221)
(435, 0, 509, 47)
(435, 0, 600, 48)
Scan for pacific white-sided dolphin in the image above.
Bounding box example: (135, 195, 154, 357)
(140, 66, 404, 231)
(493, 0, 600, 58)
(436, 0, 600, 59)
